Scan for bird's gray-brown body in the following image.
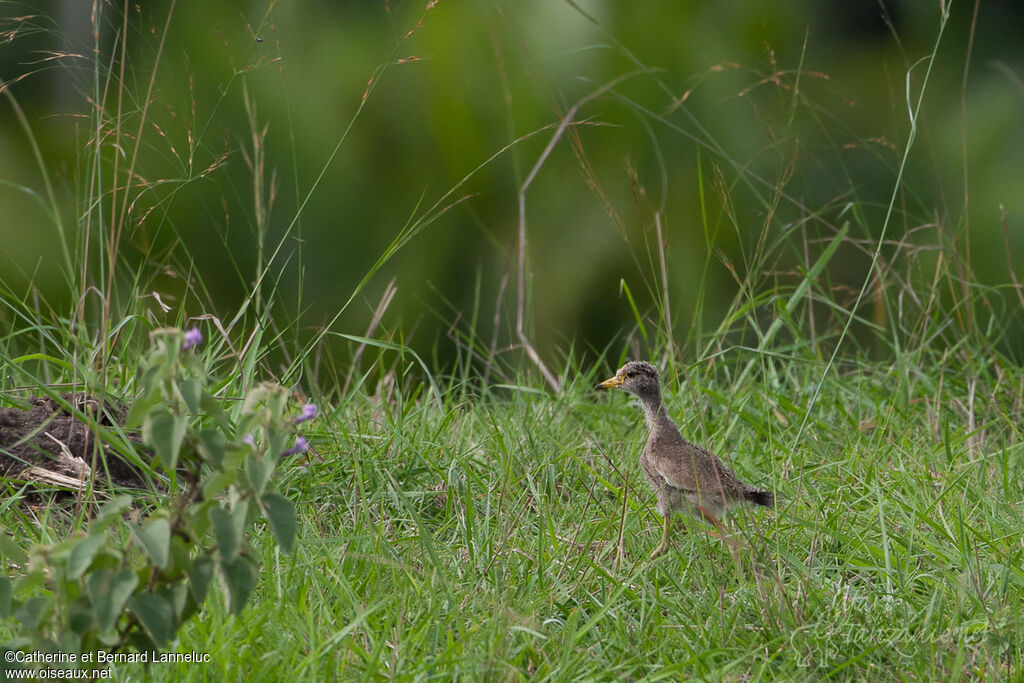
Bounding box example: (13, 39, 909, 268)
(596, 360, 773, 558)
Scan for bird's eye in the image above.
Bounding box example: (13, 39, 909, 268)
(625, 371, 635, 378)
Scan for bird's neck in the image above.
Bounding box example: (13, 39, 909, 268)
(638, 393, 667, 429)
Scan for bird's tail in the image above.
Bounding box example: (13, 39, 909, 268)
(742, 485, 774, 508)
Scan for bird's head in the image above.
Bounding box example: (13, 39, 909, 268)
(595, 360, 661, 399)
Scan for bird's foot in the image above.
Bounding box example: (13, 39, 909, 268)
(649, 542, 669, 560)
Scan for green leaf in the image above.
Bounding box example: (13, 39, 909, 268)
(209, 503, 247, 559)
(129, 593, 175, 646)
(196, 428, 228, 467)
(261, 492, 297, 554)
(14, 570, 45, 594)
(200, 389, 232, 432)
(235, 413, 260, 441)
(67, 534, 107, 580)
(182, 499, 215, 538)
(0, 576, 11, 618)
(246, 453, 271, 497)
(166, 535, 191, 577)
(177, 377, 204, 415)
(130, 518, 171, 569)
(15, 595, 51, 629)
(178, 590, 199, 625)
(232, 500, 250, 532)
(58, 625, 83, 654)
(153, 328, 183, 363)
(143, 409, 188, 470)
(68, 596, 94, 634)
(88, 568, 138, 633)
(268, 431, 289, 463)
(91, 495, 133, 533)
(264, 383, 287, 419)
(219, 555, 257, 616)
(241, 383, 271, 415)
(0, 532, 26, 566)
(125, 380, 162, 428)
(187, 555, 216, 604)
(239, 328, 265, 389)
(163, 582, 190, 620)
(10, 353, 75, 373)
(201, 470, 236, 499)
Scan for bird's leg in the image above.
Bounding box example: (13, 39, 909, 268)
(694, 505, 728, 538)
(649, 513, 672, 559)
(695, 505, 746, 554)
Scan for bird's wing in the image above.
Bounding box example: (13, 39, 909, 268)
(646, 432, 736, 496)
(645, 432, 700, 492)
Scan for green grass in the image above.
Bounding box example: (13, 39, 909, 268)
(2, 1, 1024, 680)
(9, 349, 1019, 679)
(42, 346, 1012, 681)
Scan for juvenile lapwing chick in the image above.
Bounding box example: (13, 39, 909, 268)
(596, 360, 773, 559)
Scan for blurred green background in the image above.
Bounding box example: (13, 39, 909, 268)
(1, 0, 1022, 366)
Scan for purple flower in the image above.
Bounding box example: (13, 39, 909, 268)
(283, 436, 308, 456)
(183, 327, 203, 350)
(295, 403, 318, 424)
(242, 434, 255, 447)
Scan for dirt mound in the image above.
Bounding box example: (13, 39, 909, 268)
(0, 394, 148, 491)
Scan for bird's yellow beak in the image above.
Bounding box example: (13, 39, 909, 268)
(595, 374, 623, 391)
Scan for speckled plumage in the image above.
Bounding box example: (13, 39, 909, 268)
(596, 360, 773, 559)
